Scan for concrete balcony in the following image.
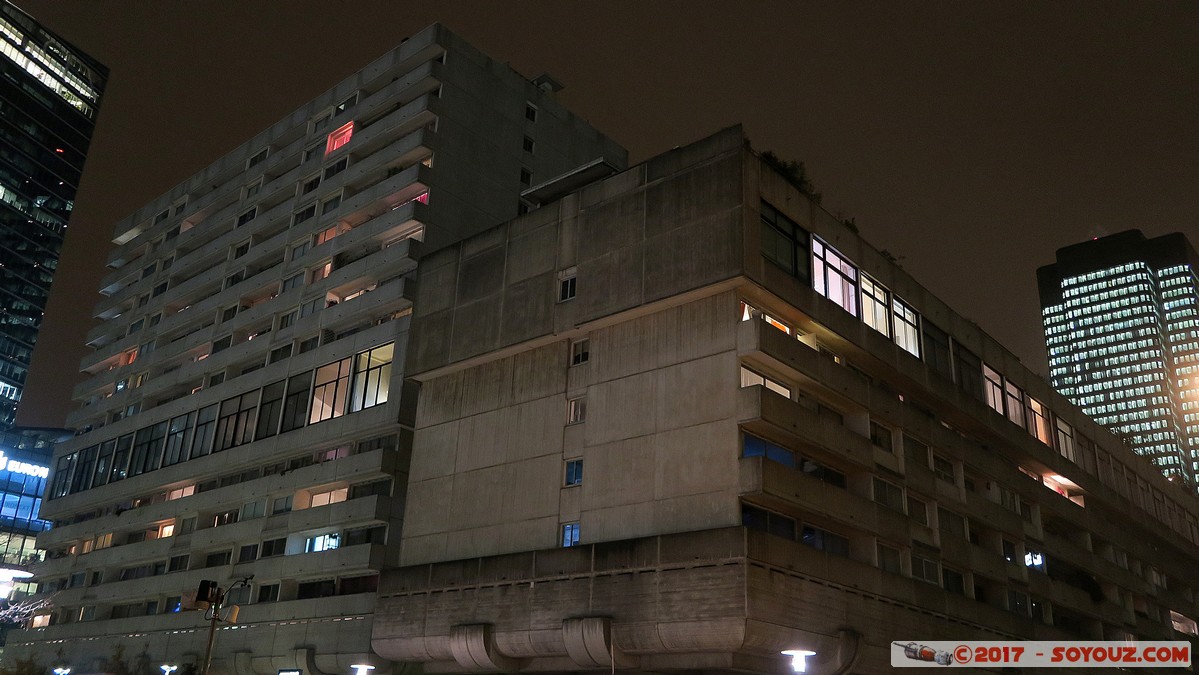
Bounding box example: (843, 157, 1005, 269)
(38, 446, 403, 547)
(736, 385, 875, 472)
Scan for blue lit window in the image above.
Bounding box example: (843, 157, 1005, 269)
(561, 522, 580, 547)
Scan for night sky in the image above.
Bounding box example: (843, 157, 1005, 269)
(14, 1, 1199, 428)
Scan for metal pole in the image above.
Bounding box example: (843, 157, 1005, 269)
(199, 590, 222, 675)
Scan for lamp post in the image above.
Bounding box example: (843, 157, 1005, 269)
(52, 668, 70, 675)
(161, 665, 178, 675)
(196, 576, 252, 675)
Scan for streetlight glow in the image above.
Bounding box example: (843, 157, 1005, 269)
(350, 665, 376, 675)
(782, 649, 817, 673)
(161, 665, 178, 675)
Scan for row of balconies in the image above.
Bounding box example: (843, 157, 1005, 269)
(98, 35, 444, 277)
(73, 230, 419, 412)
(82, 129, 432, 363)
(37, 444, 401, 558)
(734, 316, 1199, 625)
(88, 91, 438, 355)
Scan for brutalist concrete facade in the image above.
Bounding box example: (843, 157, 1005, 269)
(372, 127, 1199, 673)
(8, 24, 623, 672)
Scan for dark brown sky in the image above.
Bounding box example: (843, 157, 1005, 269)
(14, 1, 1199, 427)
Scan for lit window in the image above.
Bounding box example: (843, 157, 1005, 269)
(310, 487, 348, 508)
(812, 238, 858, 316)
(983, 365, 1004, 414)
(892, 297, 921, 357)
(860, 276, 891, 337)
(325, 121, 354, 155)
(564, 459, 583, 486)
(305, 533, 340, 552)
(561, 522, 579, 547)
(740, 366, 790, 398)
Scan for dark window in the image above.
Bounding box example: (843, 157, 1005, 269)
(215, 392, 258, 452)
(525, 103, 537, 121)
(257, 584, 280, 602)
(92, 439, 116, 488)
(204, 550, 231, 568)
(280, 371, 312, 432)
(801, 524, 850, 557)
(168, 555, 189, 572)
(236, 208, 256, 227)
(110, 434, 133, 483)
(323, 158, 348, 179)
(522, 135, 535, 153)
(297, 579, 336, 600)
(564, 459, 583, 486)
(129, 421, 167, 476)
(190, 404, 218, 459)
(293, 204, 317, 225)
(71, 446, 96, 494)
(953, 343, 983, 402)
(519, 167, 532, 185)
(741, 503, 797, 541)
(570, 339, 589, 365)
(162, 411, 195, 466)
(922, 320, 952, 380)
(255, 380, 286, 440)
(760, 201, 810, 283)
(339, 574, 378, 595)
(260, 538, 285, 557)
(559, 275, 576, 302)
(238, 544, 259, 563)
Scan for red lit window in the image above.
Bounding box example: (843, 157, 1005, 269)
(415, 191, 429, 205)
(325, 121, 354, 155)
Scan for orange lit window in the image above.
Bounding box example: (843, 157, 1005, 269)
(325, 121, 354, 155)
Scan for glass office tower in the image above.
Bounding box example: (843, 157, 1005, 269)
(1039, 230, 1199, 485)
(0, 1, 107, 429)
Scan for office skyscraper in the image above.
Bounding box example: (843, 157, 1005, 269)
(0, 1, 107, 429)
(1038, 230, 1199, 485)
(6, 23, 622, 669)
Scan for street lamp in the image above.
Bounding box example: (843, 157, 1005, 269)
(52, 668, 70, 675)
(350, 666, 375, 675)
(782, 649, 817, 673)
(161, 665, 178, 675)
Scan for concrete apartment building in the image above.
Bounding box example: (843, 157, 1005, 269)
(1039, 231, 1199, 486)
(6, 24, 622, 670)
(371, 128, 1199, 672)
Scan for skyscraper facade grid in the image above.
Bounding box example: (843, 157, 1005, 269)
(1038, 230, 1199, 485)
(0, 1, 106, 430)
